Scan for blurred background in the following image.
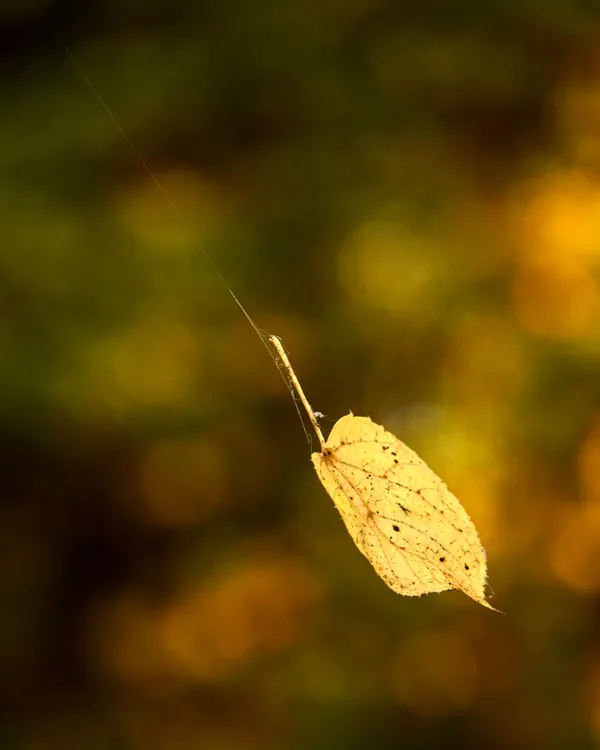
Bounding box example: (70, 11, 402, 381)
(2, 0, 600, 748)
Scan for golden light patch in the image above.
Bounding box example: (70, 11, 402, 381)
(337, 221, 445, 317)
(51, 319, 201, 420)
(549, 503, 600, 593)
(115, 168, 225, 252)
(577, 417, 600, 502)
(519, 171, 600, 260)
(511, 253, 598, 340)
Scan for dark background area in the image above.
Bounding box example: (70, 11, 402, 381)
(2, 1, 600, 748)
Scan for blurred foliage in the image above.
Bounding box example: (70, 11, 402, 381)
(2, 1, 600, 748)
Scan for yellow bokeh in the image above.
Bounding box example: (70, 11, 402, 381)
(511, 252, 598, 340)
(441, 313, 524, 404)
(452, 470, 500, 552)
(90, 556, 323, 688)
(337, 221, 447, 317)
(577, 416, 600, 502)
(519, 171, 600, 261)
(550, 415, 600, 593)
(549, 502, 600, 593)
(511, 169, 600, 339)
(115, 168, 226, 253)
(53, 318, 201, 418)
(161, 557, 322, 682)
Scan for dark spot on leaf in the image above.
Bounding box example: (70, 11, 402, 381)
(394, 459, 399, 464)
(391, 451, 397, 456)
(439, 557, 445, 563)
(383, 446, 389, 451)
(392, 525, 399, 532)
(464, 564, 470, 571)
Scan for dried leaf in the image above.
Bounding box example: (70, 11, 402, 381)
(268, 336, 496, 611)
(312, 414, 495, 609)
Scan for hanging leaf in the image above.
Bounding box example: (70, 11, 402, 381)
(269, 336, 497, 611)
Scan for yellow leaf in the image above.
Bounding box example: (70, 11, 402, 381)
(269, 336, 497, 611)
(313, 414, 495, 609)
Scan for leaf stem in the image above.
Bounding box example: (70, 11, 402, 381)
(268, 336, 326, 452)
